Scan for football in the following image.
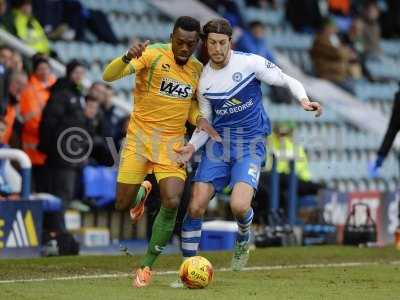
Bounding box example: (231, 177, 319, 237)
(179, 256, 214, 289)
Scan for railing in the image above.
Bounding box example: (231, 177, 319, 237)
(0, 148, 31, 200)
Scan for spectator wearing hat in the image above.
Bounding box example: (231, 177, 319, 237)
(19, 55, 56, 192)
(38, 59, 88, 206)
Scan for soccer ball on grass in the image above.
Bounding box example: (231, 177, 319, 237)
(179, 256, 214, 289)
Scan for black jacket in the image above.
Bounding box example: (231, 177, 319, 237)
(377, 88, 400, 160)
(0, 64, 10, 116)
(86, 110, 114, 166)
(39, 77, 88, 168)
(286, 0, 322, 32)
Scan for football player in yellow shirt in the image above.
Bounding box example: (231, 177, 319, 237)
(102, 16, 219, 288)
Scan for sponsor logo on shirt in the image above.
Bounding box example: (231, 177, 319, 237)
(222, 98, 242, 108)
(159, 77, 193, 99)
(215, 98, 254, 116)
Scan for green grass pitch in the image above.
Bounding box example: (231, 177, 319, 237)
(1, 246, 400, 300)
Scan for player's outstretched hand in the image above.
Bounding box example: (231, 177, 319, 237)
(367, 161, 380, 178)
(367, 155, 384, 178)
(174, 144, 196, 165)
(300, 98, 322, 117)
(125, 40, 150, 60)
(197, 117, 222, 142)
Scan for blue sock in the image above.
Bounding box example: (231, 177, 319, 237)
(236, 208, 254, 243)
(181, 214, 202, 258)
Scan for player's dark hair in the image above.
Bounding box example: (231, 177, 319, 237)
(203, 18, 233, 39)
(173, 16, 200, 33)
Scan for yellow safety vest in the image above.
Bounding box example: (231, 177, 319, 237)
(266, 133, 311, 182)
(13, 10, 50, 55)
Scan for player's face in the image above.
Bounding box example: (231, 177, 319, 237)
(206, 33, 231, 66)
(171, 28, 199, 65)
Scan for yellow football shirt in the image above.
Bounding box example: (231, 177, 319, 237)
(103, 43, 203, 164)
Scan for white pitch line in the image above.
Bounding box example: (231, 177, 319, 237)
(1, 260, 399, 284)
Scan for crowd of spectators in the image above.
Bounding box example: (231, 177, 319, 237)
(201, 0, 399, 94)
(0, 48, 127, 208)
(309, 1, 384, 93)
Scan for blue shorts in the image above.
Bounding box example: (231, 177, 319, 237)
(193, 139, 266, 193)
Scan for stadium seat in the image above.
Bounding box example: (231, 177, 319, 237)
(82, 166, 117, 207)
(381, 40, 400, 58)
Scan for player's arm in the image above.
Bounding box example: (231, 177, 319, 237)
(369, 93, 400, 177)
(188, 99, 201, 126)
(175, 92, 220, 164)
(252, 55, 322, 117)
(189, 95, 220, 145)
(174, 128, 209, 165)
(189, 90, 220, 149)
(187, 100, 209, 146)
(102, 40, 150, 82)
